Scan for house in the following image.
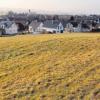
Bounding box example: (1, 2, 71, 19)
(42, 20, 64, 33)
(65, 21, 90, 32)
(0, 21, 18, 35)
(29, 21, 43, 34)
(65, 22, 81, 32)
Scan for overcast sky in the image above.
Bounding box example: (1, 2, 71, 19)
(0, 0, 100, 14)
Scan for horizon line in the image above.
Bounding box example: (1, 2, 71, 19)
(0, 8, 100, 16)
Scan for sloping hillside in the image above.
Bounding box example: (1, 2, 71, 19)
(0, 34, 100, 100)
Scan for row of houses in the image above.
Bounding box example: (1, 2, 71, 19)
(29, 20, 64, 34)
(0, 20, 64, 35)
(0, 18, 100, 35)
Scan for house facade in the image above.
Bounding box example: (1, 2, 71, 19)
(0, 21, 18, 35)
(29, 21, 43, 34)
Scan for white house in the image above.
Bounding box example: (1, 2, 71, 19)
(0, 21, 18, 35)
(42, 20, 64, 33)
(29, 21, 43, 34)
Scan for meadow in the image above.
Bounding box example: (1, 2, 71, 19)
(0, 33, 100, 100)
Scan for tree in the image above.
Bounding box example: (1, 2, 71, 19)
(70, 16, 75, 21)
(53, 15, 59, 20)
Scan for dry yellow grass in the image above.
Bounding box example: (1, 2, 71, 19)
(0, 33, 100, 100)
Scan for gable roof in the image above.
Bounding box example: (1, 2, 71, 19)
(29, 21, 42, 29)
(0, 21, 15, 28)
(43, 20, 61, 29)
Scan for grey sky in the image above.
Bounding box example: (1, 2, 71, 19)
(0, 0, 100, 14)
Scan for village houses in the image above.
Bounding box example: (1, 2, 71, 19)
(0, 14, 100, 35)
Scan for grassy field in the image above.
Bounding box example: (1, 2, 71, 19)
(0, 33, 100, 100)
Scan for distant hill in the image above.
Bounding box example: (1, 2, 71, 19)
(0, 33, 100, 100)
